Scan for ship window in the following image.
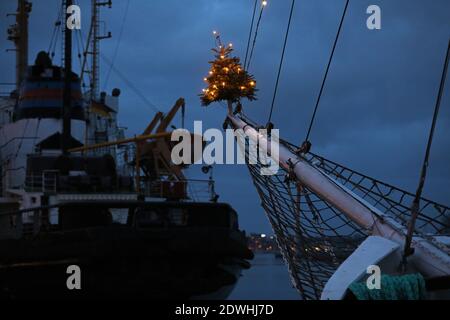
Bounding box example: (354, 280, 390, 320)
(167, 207, 187, 226)
(134, 207, 188, 227)
(134, 208, 167, 228)
(110, 208, 128, 225)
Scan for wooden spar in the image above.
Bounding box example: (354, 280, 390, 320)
(67, 131, 171, 152)
(228, 114, 450, 277)
(156, 98, 185, 133)
(143, 112, 164, 135)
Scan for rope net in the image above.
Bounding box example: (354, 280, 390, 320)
(236, 115, 450, 300)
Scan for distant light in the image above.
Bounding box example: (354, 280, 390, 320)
(228, 43, 233, 47)
(261, 233, 266, 238)
(262, 0, 267, 7)
(213, 30, 217, 35)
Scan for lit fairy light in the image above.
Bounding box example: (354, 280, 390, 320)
(200, 40, 257, 106)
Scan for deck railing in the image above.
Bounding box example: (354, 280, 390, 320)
(24, 173, 216, 202)
(142, 179, 216, 202)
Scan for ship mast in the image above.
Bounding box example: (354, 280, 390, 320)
(62, 0, 73, 154)
(6, 0, 32, 92)
(82, 0, 111, 100)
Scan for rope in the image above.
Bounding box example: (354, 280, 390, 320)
(243, 0, 258, 69)
(50, 7, 63, 60)
(267, 0, 296, 123)
(246, 3, 266, 71)
(304, 0, 349, 142)
(47, 1, 63, 55)
(348, 274, 426, 300)
(403, 39, 450, 261)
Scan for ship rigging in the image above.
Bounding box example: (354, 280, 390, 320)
(222, 0, 450, 300)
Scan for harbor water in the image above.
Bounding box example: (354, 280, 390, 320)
(228, 253, 299, 300)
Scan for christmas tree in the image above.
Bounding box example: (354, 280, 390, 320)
(200, 40, 257, 113)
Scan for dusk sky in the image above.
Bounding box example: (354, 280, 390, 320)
(1, 0, 449, 234)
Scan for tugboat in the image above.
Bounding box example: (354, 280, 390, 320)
(0, 0, 252, 299)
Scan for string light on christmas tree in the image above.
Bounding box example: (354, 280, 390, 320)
(213, 30, 222, 47)
(200, 33, 257, 109)
(262, 0, 268, 7)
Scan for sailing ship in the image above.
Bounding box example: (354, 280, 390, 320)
(223, 0, 450, 300)
(0, 0, 252, 299)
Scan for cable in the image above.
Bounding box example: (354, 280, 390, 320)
(267, 0, 296, 123)
(244, 0, 258, 69)
(47, 21, 58, 54)
(47, 1, 63, 54)
(11, 119, 30, 167)
(103, 0, 130, 90)
(77, 21, 91, 90)
(72, 0, 83, 68)
(50, 10, 63, 60)
(246, 2, 266, 71)
(75, 30, 84, 68)
(403, 39, 450, 262)
(304, 0, 349, 142)
(32, 119, 41, 149)
(100, 53, 160, 113)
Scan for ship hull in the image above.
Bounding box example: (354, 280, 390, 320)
(0, 226, 252, 299)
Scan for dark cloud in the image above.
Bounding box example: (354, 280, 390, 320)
(1, 0, 449, 233)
